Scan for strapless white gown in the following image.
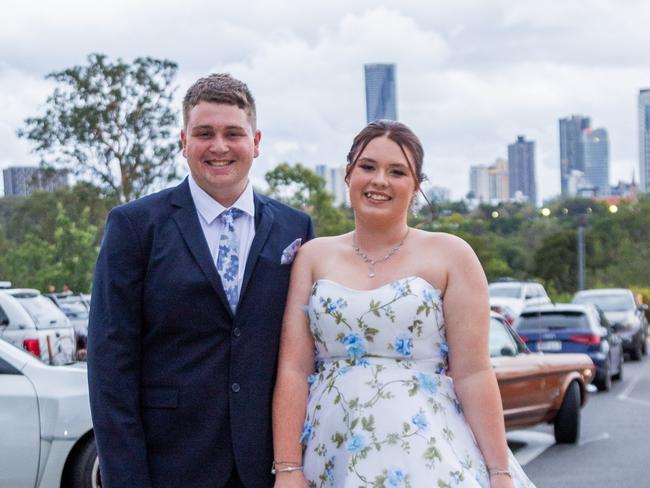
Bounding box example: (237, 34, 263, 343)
(301, 276, 535, 487)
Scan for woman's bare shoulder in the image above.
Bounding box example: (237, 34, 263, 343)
(296, 233, 352, 263)
(413, 229, 475, 258)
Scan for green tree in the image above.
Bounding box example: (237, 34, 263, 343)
(0, 204, 98, 292)
(18, 53, 180, 202)
(265, 163, 353, 236)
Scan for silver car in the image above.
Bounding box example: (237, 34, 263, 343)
(0, 289, 76, 365)
(0, 337, 98, 487)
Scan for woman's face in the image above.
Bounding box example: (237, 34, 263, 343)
(347, 135, 418, 222)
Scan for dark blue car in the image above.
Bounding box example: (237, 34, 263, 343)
(514, 303, 623, 391)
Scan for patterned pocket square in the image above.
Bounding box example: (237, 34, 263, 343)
(280, 238, 302, 265)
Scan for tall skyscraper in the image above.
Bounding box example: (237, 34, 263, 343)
(639, 89, 650, 193)
(3, 166, 69, 197)
(559, 115, 590, 195)
(315, 164, 349, 207)
(507, 136, 537, 205)
(469, 158, 509, 203)
(364, 63, 397, 123)
(582, 128, 610, 196)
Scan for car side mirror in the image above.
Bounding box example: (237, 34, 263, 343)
(500, 346, 516, 357)
(0, 318, 9, 327)
(638, 304, 648, 312)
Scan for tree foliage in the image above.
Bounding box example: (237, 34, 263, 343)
(18, 53, 180, 202)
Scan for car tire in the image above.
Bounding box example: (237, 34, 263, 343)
(631, 339, 643, 361)
(61, 435, 101, 488)
(595, 361, 612, 392)
(612, 353, 624, 381)
(642, 337, 647, 356)
(554, 381, 581, 444)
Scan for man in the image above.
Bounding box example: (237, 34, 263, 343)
(88, 74, 314, 488)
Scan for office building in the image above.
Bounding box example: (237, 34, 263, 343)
(315, 164, 349, 207)
(559, 115, 590, 195)
(364, 63, 397, 123)
(582, 128, 610, 196)
(427, 186, 451, 202)
(639, 89, 650, 193)
(470, 158, 509, 204)
(3, 166, 69, 197)
(507, 136, 537, 205)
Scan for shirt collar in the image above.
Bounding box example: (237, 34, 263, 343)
(188, 175, 255, 225)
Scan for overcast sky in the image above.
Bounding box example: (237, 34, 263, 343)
(2, 0, 649, 202)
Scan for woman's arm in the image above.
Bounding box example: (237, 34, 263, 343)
(272, 243, 317, 487)
(442, 235, 514, 488)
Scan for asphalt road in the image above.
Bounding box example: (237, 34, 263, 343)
(508, 350, 650, 487)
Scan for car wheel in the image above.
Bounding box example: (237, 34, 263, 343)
(612, 353, 624, 381)
(631, 339, 643, 361)
(643, 337, 647, 356)
(61, 435, 101, 488)
(595, 361, 612, 392)
(554, 381, 581, 444)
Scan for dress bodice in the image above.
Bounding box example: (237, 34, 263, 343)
(309, 276, 449, 373)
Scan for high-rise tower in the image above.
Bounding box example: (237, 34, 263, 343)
(507, 136, 537, 205)
(559, 115, 591, 196)
(364, 64, 397, 123)
(639, 89, 650, 193)
(582, 128, 610, 196)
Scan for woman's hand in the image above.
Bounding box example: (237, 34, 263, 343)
(273, 471, 310, 488)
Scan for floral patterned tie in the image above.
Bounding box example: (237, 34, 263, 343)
(216, 208, 244, 312)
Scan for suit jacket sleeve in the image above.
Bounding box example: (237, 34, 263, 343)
(87, 207, 152, 488)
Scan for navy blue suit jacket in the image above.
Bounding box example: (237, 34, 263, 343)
(87, 179, 314, 488)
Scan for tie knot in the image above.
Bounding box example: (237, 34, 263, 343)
(219, 207, 244, 225)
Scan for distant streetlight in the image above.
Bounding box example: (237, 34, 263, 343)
(491, 211, 499, 219)
(541, 207, 551, 217)
(609, 204, 619, 214)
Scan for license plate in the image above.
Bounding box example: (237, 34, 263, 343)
(537, 340, 562, 351)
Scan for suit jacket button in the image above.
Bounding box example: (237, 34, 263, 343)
(231, 383, 241, 393)
(233, 327, 241, 337)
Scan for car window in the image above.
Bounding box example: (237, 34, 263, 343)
(573, 293, 635, 312)
(0, 306, 8, 326)
(517, 311, 590, 331)
(0, 355, 20, 375)
(58, 299, 89, 319)
(489, 285, 522, 299)
(489, 318, 519, 357)
(12, 295, 69, 328)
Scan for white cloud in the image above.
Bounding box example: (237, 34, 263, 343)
(2, 0, 649, 202)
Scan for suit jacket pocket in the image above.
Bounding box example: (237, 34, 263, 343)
(141, 386, 179, 409)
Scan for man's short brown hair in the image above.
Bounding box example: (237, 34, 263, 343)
(182, 73, 257, 129)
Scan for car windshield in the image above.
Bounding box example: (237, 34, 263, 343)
(573, 293, 635, 312)
(58, 299, 89, 319)
(517, 312, 590, 331)
(489, 285, 522, 299)
(13, 294, 69, 329)
(489, 318, 518, 357)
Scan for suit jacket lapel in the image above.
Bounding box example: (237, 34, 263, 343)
(170, 180, 233, 318)
(240, 193, 274, 300)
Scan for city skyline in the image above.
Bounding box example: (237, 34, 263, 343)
(2, 1, 650, 201)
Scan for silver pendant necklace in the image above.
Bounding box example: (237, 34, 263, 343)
(352, 229, 410, 278)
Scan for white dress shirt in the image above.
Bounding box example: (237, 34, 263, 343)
(188, 175, 256, 292)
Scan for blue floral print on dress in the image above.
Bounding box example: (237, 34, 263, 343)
(394, 333, 413, 356)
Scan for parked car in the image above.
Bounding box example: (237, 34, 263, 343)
(488, 280, 552, 318)
(572, 288, 648, 360)
(490, 313, 594, 443)
(515, 303, 623, 391)
(46, 292, 90, 353)
(0, 289, 76, 365)
(0, 337, 98, 487)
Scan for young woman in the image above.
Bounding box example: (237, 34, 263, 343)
(272, 120, 534, 487)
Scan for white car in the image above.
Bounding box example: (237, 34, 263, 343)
(0, 338, 98, 487)
(0, 289, 76, 365)
(489, 281, 551, 319)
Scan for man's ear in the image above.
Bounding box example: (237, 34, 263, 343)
(253, 129, 262, 158)
(180, 130, 187, 158)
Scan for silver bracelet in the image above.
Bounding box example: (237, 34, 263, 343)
(271, 465, 304, 474)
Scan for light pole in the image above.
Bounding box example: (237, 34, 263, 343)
(577, 215, 587, 291)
